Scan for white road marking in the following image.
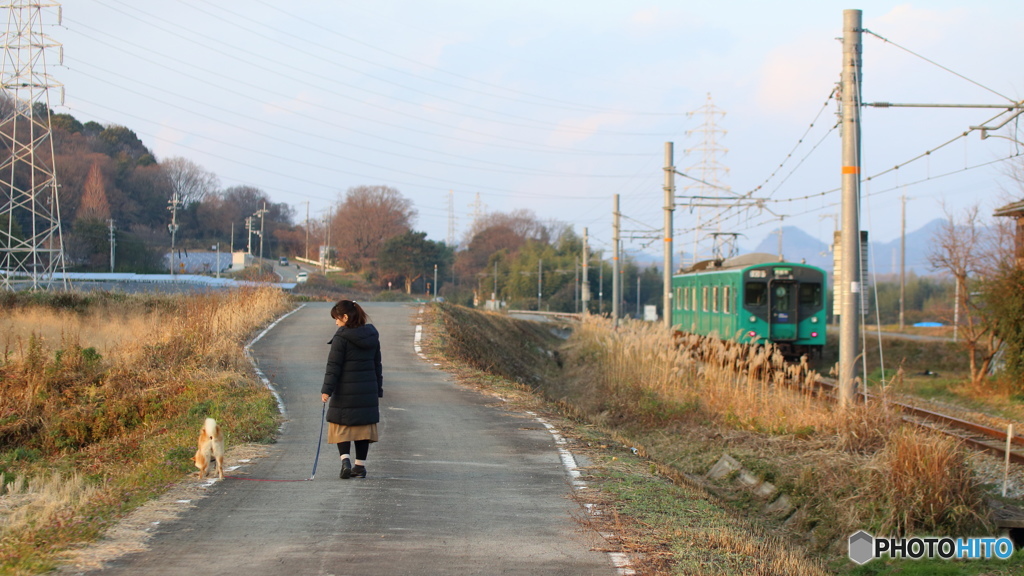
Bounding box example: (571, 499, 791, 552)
(527, 410, 633, 575)
(245, 304, 307, 417)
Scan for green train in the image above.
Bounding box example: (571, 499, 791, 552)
(671, 253, 827, 356)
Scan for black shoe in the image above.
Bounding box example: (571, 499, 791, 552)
(351, 464, 366, 478)
(340, 458, 352, 479)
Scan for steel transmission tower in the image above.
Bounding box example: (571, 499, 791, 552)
(684, 93, 730, 265)
(0, 1, 65, 290)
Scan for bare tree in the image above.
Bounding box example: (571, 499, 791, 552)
(927, 203, 1000, 383)
(161, 157, 219, 206)
(331, 185, 415, 271)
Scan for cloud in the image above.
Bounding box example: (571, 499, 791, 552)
(753, 34, 837, 119)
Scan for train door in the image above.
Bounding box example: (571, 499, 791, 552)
(767, 280, 797, 341)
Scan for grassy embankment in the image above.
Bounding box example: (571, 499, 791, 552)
(0, 288, 289, 575)
(426, 303, 1024, 576)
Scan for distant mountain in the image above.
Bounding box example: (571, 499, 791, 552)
(869, 218, 946, 275)
(626, 218, 949, 276)
(748, 218, 947, 276)
(750, 226, 832, 271)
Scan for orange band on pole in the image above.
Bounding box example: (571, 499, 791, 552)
(841, 166, 860, 174)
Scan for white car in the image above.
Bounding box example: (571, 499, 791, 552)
(296, 272, 308, 283)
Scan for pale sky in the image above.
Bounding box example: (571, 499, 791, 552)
(47, 1, 1024, 264)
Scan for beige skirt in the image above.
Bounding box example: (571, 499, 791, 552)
(327, 423, 379, 444)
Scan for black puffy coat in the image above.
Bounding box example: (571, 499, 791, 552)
(321, 324, 383, 426)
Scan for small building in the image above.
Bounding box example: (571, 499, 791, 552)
(994, 200, 1024, 268)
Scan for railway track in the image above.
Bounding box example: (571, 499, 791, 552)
(814, 377, 1024, 465)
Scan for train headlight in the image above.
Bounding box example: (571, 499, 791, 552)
(749, 316, 757, 323)
(810, 316, 818, 324)
(811, 332, 818, 338)
(748, 331, 757, 338)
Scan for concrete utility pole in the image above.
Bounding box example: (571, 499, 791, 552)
(537, 258, 542, 310)
(255, 202, 268, 265)
(303, 200, 310, 261)
(168, 192, 181, 275)
(108, 219, 115, 273)
(612, 194, 621, 326)
(582, 227, 590, 313)
(838, 9, 863, 406)
(663, 141, 675, 328)
(245, 217, 252, 255)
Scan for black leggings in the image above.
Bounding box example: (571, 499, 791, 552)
(336, 440, 370, 460)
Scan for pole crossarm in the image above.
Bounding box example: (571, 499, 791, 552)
(864, 102, 1024, 109)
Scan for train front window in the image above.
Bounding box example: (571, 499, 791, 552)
(745, 282, 767, 306)
(772, 285, 791, 310)
(799, 283, 822, 307)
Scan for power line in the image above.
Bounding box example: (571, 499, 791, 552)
(863, 29, 1017, 104)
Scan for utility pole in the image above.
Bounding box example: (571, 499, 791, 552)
(245, 217, 253, 256)
(537, 258, 542, 310)
(838, 9, 863, 406)
(777, 217, 785, 260)
(663, 141, 675, 328)
(598, 260, 604, 315)
(582, 227, 590, 313)
(255, 202, 268, 266)
(433, 264, 438, 299)
(899, 195, 906, 331)
(168, 192, 181, 275)
(612, 194, 621, 327)
(574, 258, 579, 313)
(636, 275, 641, 318)
(303, 200, 310, 261)
(108, 219, 115, 273)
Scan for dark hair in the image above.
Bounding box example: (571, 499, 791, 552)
(331, 299, 369, 328)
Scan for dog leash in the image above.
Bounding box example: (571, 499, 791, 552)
(224, 402, 325, 483)
(309, 401, 326, 480)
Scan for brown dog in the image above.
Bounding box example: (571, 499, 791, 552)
(193, 417, 224, 479)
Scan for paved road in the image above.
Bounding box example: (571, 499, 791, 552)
(87, 302, 612, 575)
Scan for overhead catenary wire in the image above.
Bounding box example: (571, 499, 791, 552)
(863, 28, 1017, 104)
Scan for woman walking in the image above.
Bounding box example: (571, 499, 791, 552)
(321, 300, 383, 479)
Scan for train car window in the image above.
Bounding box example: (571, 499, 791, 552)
(675, 287, 682, 310)
(692, 286, 698, 311)
(724, 286, 732, 314)
(799, 283, 822, 306)
(773, 285, 791, 310)
(702, 286, 708, 311)
(745, 282, 767, 306)
(712, 286, 719, 312)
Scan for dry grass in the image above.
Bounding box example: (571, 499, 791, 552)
(0, 287, 290, 574)
(565, 315, 988, 540)
(0, 472, 99, 536)
(868, 427, 987, 535)
(573, 316, 892, 440)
